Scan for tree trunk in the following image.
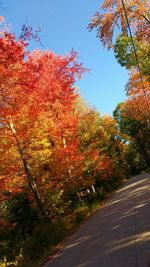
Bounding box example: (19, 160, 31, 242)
(8, 118, 48, 217)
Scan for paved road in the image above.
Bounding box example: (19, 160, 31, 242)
(44, 173, 150, 267)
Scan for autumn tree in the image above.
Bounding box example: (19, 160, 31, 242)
(88, 0, 150, 49)
(113, 103, 150, 167)
(89, 0, 150, 127)
(0, 26, 85, 216)
(78, 109, 107, 189)
(77, 104, 127, 195)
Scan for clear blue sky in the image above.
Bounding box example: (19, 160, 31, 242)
(3, 0, 128, 115)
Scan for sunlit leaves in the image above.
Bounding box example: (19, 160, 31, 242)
(88, 0, 150, 49)
(0, 32, 86, 205)
(114, 35, 150, 79)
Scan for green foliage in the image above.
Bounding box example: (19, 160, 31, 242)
(0, 193, 38, 264)
(63, 187, 79, 209)
(72, 207, 89, 224)
(45, 188, 68, 219)
(114, 35, 139, 69)
(5, 193, 38, 235)
(113, 102, 142, 137)
(125, 145, 146, 175)
(113, 103, 150, 170)
(21, 220, 68, 265)
(114, 35, 150, 80)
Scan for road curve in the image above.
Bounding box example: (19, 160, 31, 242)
(44, 173, 150, 267)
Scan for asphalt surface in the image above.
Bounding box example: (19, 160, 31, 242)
(44, 173, 150, 267)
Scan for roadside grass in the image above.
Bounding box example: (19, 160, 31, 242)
(17, 202, 102, 267)
(0, 177, 130, 267)
(20, 171, 149, 267)
(22, 180, 128, 267)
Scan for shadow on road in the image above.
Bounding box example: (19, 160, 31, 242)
(45, 173, 150, 267)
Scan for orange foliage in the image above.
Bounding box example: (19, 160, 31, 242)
(0, 32, 86, 203)
(124, 69, 150, 122)
(89, 0, 150, 49)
